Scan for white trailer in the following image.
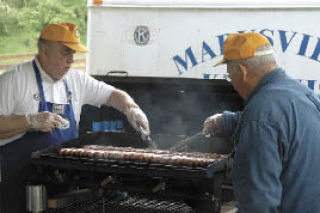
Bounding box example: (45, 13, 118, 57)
(86, 0, 320, 94)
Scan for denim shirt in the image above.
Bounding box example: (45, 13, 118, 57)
(221, 68, 320, 213)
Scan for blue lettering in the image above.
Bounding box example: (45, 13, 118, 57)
(308, 80, 315, 90)
(237, 30, 257, 34)
(173, 47, 198, 75)
(278, 30, 298, 52)
(298, 80, 320, 93)
(202, 41, 217, 62)
(173, 29, 320, 76)
(259, 29, 274, 46)
(217, 34, 229, 55)
(297, 34, 312, 56)
(310, 38, 320, 62)
(203, 73, 211, 79)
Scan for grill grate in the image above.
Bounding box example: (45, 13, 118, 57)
(46, 195, 194, 213)
(102, 195, 194, 213)
(46, 198, 101, 213)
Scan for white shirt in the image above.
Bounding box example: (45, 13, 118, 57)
(0, 58, 114, 146)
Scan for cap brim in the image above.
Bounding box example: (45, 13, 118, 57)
(63, 42, 88, 53)
(212, 59, 227, 67)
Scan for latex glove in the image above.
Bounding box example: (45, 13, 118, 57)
(126, 107, 150, 136)
(56, 116, 70, 129)
(202, 113, 223, 136)
(25, 111, 68, 132)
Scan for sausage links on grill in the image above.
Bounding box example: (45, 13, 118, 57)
(59, 146, 223, 167)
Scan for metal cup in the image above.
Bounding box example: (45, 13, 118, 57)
(26, 184, 47, 213)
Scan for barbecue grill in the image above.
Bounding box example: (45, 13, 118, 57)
(28, 76, 243, 213)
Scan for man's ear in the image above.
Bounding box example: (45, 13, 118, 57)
(39, 43, 49, 57)
(238, 63, 248, 82)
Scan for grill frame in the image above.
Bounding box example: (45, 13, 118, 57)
(31, 132, 232, 179)
(27, 75, 241, 213)
(29, 132, 232, 213)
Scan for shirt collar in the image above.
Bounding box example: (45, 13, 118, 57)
(245, 68, 286, 105)
(34, 56, 64, 84)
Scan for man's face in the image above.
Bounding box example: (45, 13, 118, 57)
(44, 42, 75, 81)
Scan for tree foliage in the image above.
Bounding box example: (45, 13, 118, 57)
(0, 0, 87, 54)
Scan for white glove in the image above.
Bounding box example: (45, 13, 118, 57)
(202, 113, 223, 136)
(126, 107, 150, 136)
(25, 111, 69, 132)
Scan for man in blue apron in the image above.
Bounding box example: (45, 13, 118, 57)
(0, 22, 150, 212)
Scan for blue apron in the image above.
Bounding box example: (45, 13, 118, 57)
(0, 60, 78, 212)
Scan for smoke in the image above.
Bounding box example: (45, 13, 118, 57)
(80, 77, 243, 153)
(131, 78, 243, 151)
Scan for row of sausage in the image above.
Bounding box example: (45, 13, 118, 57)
(58, 145, 225, 167)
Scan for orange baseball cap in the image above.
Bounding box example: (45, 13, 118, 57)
(213, 32, 273, 67)
(40, 23, 88, 53)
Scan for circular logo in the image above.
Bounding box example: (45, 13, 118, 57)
(33, 93, 40, 101)
(75, 29, 80, 38)
(134, 26, 150, 45)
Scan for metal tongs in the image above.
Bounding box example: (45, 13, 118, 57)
(169, 132, 203, 152)
(139, 126, 158, 149)
(170, 131, 217, 152)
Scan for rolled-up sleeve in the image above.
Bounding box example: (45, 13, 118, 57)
(220, 111, 242, 137)
(233, 120, 282, 213)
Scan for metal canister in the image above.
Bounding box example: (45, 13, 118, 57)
(26, 184, 47, 213)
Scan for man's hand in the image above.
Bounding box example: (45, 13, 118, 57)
(202, 113, 223, 136)
(126, 106, 150, 136)
(25, 111, 67, 132)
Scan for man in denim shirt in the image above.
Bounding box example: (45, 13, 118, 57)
(202, 32, 320, 213)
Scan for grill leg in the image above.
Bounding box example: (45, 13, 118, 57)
(194, 198, 218, 213)
(193, 174, 223, 213)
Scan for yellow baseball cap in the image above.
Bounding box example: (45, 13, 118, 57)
(213, 32, 273, 67)
(40, 23, 88, 53)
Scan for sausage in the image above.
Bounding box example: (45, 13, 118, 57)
(58, 144, 221, 167)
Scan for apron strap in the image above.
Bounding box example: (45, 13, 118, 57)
(32, 60, 73, 105)
(32, 60, 46, 104)
(63, 79, 73, 104)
